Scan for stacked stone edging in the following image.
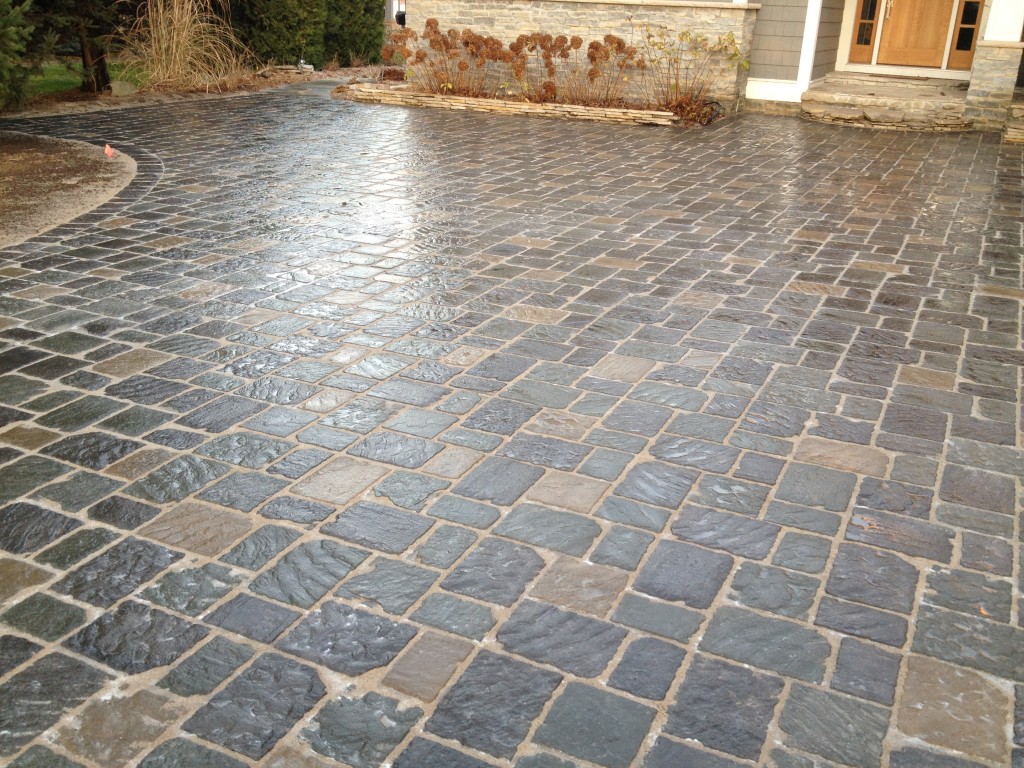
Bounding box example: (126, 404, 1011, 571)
(336, 83, 681, 126)
(1004, 103, 1024, 143)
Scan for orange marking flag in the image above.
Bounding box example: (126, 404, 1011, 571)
(104, 144, 115, 158)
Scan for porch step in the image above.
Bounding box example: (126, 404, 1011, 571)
(801, 73, 972, 132)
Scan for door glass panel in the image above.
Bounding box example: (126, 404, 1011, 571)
(849, 0, 879, 63)
(947, 0, 980, 70)
(961, 1, 979, 25)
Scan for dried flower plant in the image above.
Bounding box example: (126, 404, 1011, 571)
(634, 25, 746, 122)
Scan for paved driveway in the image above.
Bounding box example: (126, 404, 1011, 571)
(0, 89, 1021, 768)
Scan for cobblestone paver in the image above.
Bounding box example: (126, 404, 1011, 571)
(0, 89, 1022, 768)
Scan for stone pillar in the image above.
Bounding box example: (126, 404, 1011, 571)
(964, 41, 1024, 130)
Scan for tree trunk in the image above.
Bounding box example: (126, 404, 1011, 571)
(78, 23, 110, 93)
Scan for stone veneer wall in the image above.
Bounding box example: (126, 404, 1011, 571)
(965, 41, 1024, 130)
(404, 0, 759, 111)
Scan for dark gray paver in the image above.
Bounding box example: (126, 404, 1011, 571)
(337, 557, 437, 614)
(426, 650, 561, 759)
(250, 540, 368, 608)
(644, 738, 745, 768)
(535, 682, 655, 768)
(700, 606, 830, 682)
(393, 738, 496, 768)
(53, 538, 182, 607)
(2, 593, 87, 641)
(441, 537, 545, 606)
(183, 653, 325, 759)
(220, 525, 301, 570)
(411, 593, 496, 639)
(498, 600, 627, 676)
(608, 637, 686, 700)
(826, 543, 919, 614)
(276, 601, 417, 675)
(0, 653, 109, 756)
(832, 637, 900, 705)
(137, 739, 247, 768)
(634, 540, 733, 608)
(142, 563, 242, 616)
(304, 692, 423, 768)
(9, 746, 87, 768)
(453, 457, 545, 506)
(665, 653, 784, 760)
(493, 503, 601, 556)
(206, 594, 301, 643)
(0, 502, 81, 554)
(780, 684, 889, 768)
(159, 636, 254, 697)
(64, 601, 207, 673)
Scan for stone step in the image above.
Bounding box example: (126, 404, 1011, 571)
(822, 71, 970, 94)
(802, 90, 966, 110)
(801, 74, 972, 131)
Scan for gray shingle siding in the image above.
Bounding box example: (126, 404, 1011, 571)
(812, 0, 845, 80)
(750, 0, 809, 80)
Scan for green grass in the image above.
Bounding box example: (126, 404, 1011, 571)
(24, 61, 83, 97)
(24, 60, 141, 98)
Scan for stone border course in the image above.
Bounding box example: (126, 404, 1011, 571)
(336, 82, 681, 126)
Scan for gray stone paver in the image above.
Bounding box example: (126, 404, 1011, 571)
(0, 89, 1021, 767)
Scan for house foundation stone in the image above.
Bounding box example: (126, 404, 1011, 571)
(404, 0, 758, 112)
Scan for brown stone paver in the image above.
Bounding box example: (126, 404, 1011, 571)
(0, 87, 1021, 768)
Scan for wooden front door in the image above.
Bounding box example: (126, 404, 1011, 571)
(876, 0, 955, 67)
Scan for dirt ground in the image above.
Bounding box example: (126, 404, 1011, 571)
(0, 67, 377, 247)
(0, 133, 137, 249)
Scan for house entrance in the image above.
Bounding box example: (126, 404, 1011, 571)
(848, 0, 981, 70)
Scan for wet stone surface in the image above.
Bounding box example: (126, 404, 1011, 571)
(141, 563, 242, 616)
(0, 502, 81, 553)
(1, 593, 87, 641)
(206, 593, 300, 644)
(0, 653, 109, 756)
(54, 537, 181, 607)
(0, 90, 1021, 768)
(303, 692, 423, 767)
(427, 650, 562, 759)
(183, 653, 325, 759)
(665, 653, 784, 760)
(158, 635, 254, 696)
(276, 602, 417, 675)
(136, 738, 247, 768)
(41, 431, 142, 469)
(535, 682, 655, 768)
(251, 540, 368, 608)
(125, 455, 229, 503)
(64, 601, 208, 673)
(337, 558, 437, 614)
(323, 501, 433, 554)
(498, 600, 627, 677)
